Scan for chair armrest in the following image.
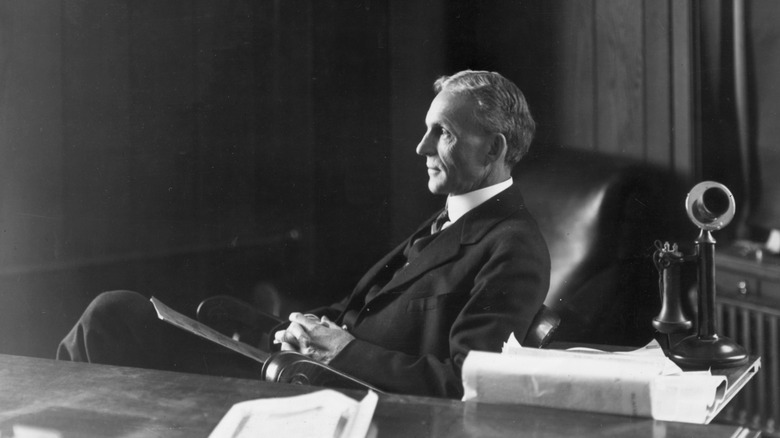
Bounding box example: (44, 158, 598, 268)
(521, 305, 561, 348)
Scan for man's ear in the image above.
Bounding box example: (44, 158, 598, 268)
(486, 133, 508, 164)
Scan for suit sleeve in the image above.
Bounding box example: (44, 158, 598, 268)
(328, 222, 550, 398)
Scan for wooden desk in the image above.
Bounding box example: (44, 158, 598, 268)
(0, 354, 761, 438)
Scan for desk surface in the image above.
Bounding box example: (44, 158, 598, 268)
(0, 354, 760, 438)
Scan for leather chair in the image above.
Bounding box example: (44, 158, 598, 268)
(513, 145, 686, 346)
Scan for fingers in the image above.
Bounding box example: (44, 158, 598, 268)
(288, 312, 321, 330)
(274, 313, 317, 350)
(273, 329, 294, 347)
(320, 315, 335, 328)
(287, 322, 312, 348)
(276, 312, 351, 364)
(273, 321, 311, 350)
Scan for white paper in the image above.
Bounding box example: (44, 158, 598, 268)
(209, 390, 378, 438)
(464, 337, 729, 424)
(650, 374, 727, 423)
(463, 349, 657, 416)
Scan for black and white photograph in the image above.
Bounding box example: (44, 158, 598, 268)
(0, 1, 778, 437)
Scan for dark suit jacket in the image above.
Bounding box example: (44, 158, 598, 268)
(324, 184, 550, 398)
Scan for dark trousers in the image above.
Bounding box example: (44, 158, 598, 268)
(57, 290, 263, 379)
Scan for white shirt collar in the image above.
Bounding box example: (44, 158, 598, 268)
(444, 177, 513, 227)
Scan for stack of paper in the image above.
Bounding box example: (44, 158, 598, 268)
(210, 390, 378, 438)
(462, 335, 730, 424)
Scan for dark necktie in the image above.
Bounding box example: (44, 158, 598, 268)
(406, 208, 449, 260)
(430, 209, 450, 234)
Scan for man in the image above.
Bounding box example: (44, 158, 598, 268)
(58, 70, 550, 399)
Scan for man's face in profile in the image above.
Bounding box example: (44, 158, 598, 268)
(416, 90, 495, 196)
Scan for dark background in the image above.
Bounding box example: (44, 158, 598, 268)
(1, 0, 778, 359)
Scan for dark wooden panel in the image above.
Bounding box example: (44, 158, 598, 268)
(309, 1, 393, 301)
(61, 0, 138, 259)
(644, 0, 673, 166)
(389, 0, 448, 244)
(551, 0, 596, 150)
(748, 0, 780, 230)
(0, 0, 64, 267)
(251, 0, 315, 228)
(1, 0, 320, 358)
(671, 0, 695, 177)
(751, 1, 780, 150)
(58, 0, 315, 261)
(595, 0, 645, 157)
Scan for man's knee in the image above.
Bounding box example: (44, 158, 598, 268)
(59, 290, 158, 365)
(83, 290, 148, 323)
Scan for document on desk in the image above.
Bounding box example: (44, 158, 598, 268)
(150, 297, 270, 363)
(461, 335, 730, 424)
(209, 389, 378, 438)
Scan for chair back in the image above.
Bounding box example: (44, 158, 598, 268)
(514, 146, 686, 346)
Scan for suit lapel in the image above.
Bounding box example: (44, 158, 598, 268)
(349, 239, 407, 297)
(345, 211, 440, 308)
(377, 221, 462, 295)
(364, 185, 526, 303)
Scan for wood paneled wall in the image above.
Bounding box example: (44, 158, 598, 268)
(0, 0, 392, 357)
(4, 0, 736, 358)
(444, 0, 697, 169)
(746, 0, 780, 231)
(1, 0, 318, 271)
(0, 0, 64, 269)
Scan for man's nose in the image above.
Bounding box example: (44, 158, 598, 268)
(416, 133, 434, 156)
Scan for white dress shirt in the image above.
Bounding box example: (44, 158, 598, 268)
(441, 177, 514, 231)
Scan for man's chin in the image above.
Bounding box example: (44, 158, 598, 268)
(427, 181, 449, 195)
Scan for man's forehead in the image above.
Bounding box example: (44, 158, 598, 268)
(426, 91, 476, 125)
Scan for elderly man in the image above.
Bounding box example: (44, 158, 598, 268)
(58, 70, 550, 399)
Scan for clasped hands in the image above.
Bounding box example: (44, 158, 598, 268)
(273, 312, 355, 365)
